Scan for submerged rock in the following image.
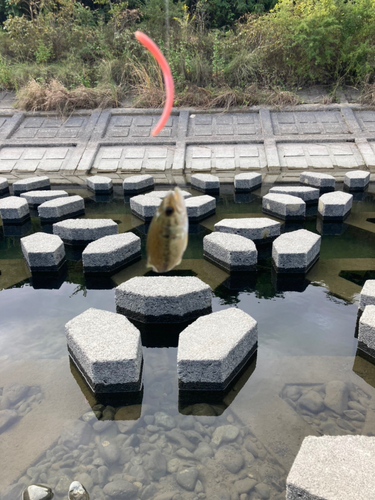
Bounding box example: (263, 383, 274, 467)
(324, 381, 348, 415)
(176, 467, 199, 491)
(23, 484, 54, 500)
(68, 481, 90, 499)
(0, 409, 18, 433)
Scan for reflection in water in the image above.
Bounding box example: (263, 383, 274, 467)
(30, 265, 68, 290)
(2, 220, 32, 237)
(316, 218, 348, 236)
(271, 268, 310, 293)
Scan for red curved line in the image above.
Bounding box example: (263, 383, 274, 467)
(135, 31, 174, 137)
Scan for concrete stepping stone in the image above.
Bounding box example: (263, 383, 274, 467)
(215, 217, 281, 245)
(234, 173, 262, 192)
(286, 435, 375, 500)
(65, 308, 143, 393)
(115, 276, 212, 323)
(359, 280, 375, 311)
(86, 175, 113, 194)
(318, 191, 353, 221)
(358, 305, 375, 362)
(269, 186, 319, 204)
(21, 190, 68, 208)
(203, 232, 257, 271)
(82, 233, 141, 274)
(344, 171, 370, 191)
(0, 176, 9, 196)
(191, 174, 220, 193)
(177, 308, 258, 391)
(21, 232, 65, 272)
(0, 196, 30, 224)
(53, 218, 118, 245)
(272, 229, 321, 273)
(38, 195, 85, 223)
(130, 190, 191, 222)
(13, 176, 50, 196)
(123, 174, 154, 194)
(262, 193, 306, 220)
(300, 172, 335, 192)
(185, 195, 216, 222)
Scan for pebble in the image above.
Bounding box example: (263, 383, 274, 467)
(336, 419, 356, 431)
(348, 401, 367, 414)
(179, 416, 195, 431)
(194, 442, 213, 460)
(176, 468, 199, 491)
(211, 425, 239, 446)
(324, 381, 348, 415)
(234, 478, 257, 494)
(144, 449, 167, 480)
(23, 484, 54, 500)
(4, 383, 29, 405)
(154, 412, 176, 429)
(176, 447, 196, 459)
(103, 480, 138, 498)
(60, 420, 92, 449)
(93, 420, 113, 433)
(0, 409, 18, 433)
(98, 441, 120, 465)
(75, 473, 94, 492)
(215, 446, 244, 474)
(283, 385, 302, 401)
(68, 480, 90, 499)
(141, 483, 157, 500)
(255, 482, 271, 500)
(298, 391, 325, 413)
(344, 409, 366, 421)
(167, 458, 182, 473)
(244, 438, 258, 458)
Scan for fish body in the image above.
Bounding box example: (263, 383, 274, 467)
(146, 187, 188, 273)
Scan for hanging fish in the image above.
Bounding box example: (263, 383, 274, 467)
(146, 187, 188, 273)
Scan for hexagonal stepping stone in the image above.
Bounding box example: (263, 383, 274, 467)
(269, 186, 319, 204)
(21, 190, 68, 209)
(86, 175, 113, 194)
(300, 172, 335, 192)
(123, 174, 154, 194)
(0, 176, 9, 196)
(215, 217, 281, 245)
(13, 176, 50, 196)
(130, 190, 191, 222)
(115, 276, 212, 323)
(186, 195, 216, 222)
(318, 191, 353, 221)
(344, 171, 370, 191)
(178, 308, 258, 391)
(359, 280, 375, 311)
(191, 174, 220, 193)
(287, 435, 375, 500)
(65, 308, 143, 393)
(234, 173, 262, 192)
(358, 305, 375, 362)
(38, 195, 85, 223)
(82, 233, 141, 274)
(272, 229, 321, 273)
(21, 232, 65, 272)
(0, 196, 30, 224)
(203, 232, 257, 271)
(262, 193, 306, 220)
(53, 218, 118, 245)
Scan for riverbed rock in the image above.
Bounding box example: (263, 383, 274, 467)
(0, 409, 18, 433)
(68, 481, 90, 500)
(234, 478, 257, 494)
(176, 468, 199, 491)
(103, 480, 138, 499)
(22, 484, 54, 500)
(211, 425, 240, 446)
(3, 382, 29, 405)
(60, 419, 92, 449)
(215, 446, 244, 473)
(324, 381, 348, 415)
(298, 391, 325, 413)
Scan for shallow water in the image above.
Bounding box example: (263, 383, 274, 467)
(1, 184, 375, 500)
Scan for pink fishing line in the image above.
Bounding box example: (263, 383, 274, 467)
(135, 31, 175, 137)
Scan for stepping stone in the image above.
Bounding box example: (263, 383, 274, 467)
(82, 233, 141, 274)
(130, 191, 191, 222)
(344, 171, 370, 191)
(86, 175, 113, 194)
(65, 308, 143, 393)
(215, 217, 281, 245)
(21, 190, 68, 208)
(53, 218, 118, 245)
(318, 191, 353, 221)
(272, 229, 321, 273)
(115, 276, 212, 323)
(262, 193, 306, 220)
(300, 172, 335, 192)
(269, 186, 319, 204)
(234, 173, 262, 192)
(21, 232, 65, 272)
(13, 176, 50, 196)
(0, 176, 9, 196)
(186, 195, 216, 222)
(178, 308, 258, 391)
(359, 280, 375, 311)
(123, 174, 154, 194)
(358, 305, 375, 362)
(286, 435, 375, 500)
(38, 195, 85, 223)
(203, 232, 257, 271)
(0, 196, 30, 224)
(191, 174, 220, 193)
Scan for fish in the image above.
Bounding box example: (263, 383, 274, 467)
(146, 187, 188, 273)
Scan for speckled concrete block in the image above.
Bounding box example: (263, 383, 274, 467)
(53, 218, 118, 245)
(21, 190, 68, 208)
(272, 229, 321, 273)
(123, 174, 154, 194)
(13, 176, 50, 196)
(0, 176, 9, 196)
(21, 232, 65, 272)
(359, 280, 375, 311)
(82, 233, 141, 274)
(191, 174, 220, 193)
(269, 186, 319, 204)
(186, 195, 216, 222)
(0, 196, 30, 224)
(215, 217, 281, 245)
(130, 190, 191, 222)
(358, 305, 375, 362)
(286, 435, 375, 500)
(178, 308, 258, 391)
(65, 308, 143, 393)
(115, 276, 212, 323)
(38, 195, 85, 223)
(86, 175, 113, 194)
(300, 172, 335, 192)
(344, 171, 370, 191)
(262, 193, 306, 220)
(318, 191, 353, 221)
(203, 232, 257, 271)
(234, 173, 262, 192)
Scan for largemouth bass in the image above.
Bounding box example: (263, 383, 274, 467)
(146, 187, 188, 273)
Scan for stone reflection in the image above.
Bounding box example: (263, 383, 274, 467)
(30, 265, 68, 290)
(2, 220, 32, 237)
(316, 218, 348, 236)
(234, 192, 257, 204)
(271, 268, 310, 293)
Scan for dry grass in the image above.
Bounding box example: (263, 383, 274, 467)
(360, 83, 375, 106)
